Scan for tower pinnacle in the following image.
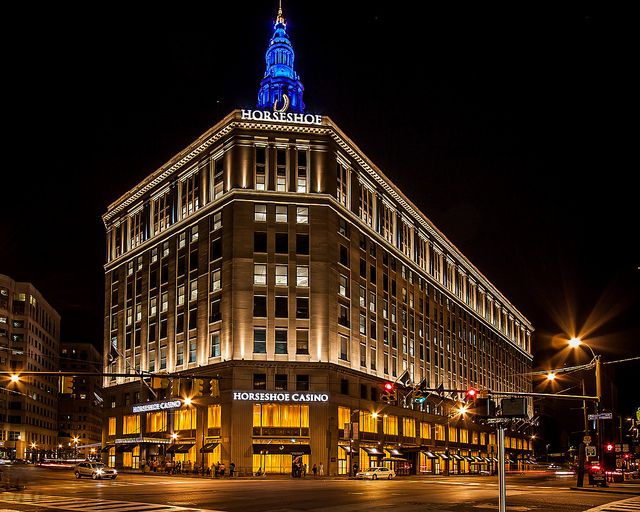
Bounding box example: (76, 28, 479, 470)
(256, 2, 305, 113)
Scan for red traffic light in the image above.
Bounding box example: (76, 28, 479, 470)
(384, 382, 395, 392)
(465, 388, 478, 401)
(606, 444, 613, 452)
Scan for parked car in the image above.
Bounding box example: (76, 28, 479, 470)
(355, 466, 396, 480)
(74, 462, 118, 480)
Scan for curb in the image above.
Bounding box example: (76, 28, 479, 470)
(571, 486, 640, 496)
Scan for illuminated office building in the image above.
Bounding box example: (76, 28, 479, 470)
(101, 6, 533, 475)
(0, 274, 60, 460)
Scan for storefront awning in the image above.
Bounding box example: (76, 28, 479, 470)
(252, 444, 311, 455)
(166, 443, 195, 454)
(436, 453, 449, 460)
(491, 457, 498, 462)
(362, 447, 383, 456)
(387, 448, 404, 457)
(421, 450, 437, 459)
(115, 443, 138, 453)
(338, 445, 353, 454)
(475, 456, 487, 462)
(199, 442, 220, 453)
(451, 454, 464, 461)
(101, 444, 115, 453)
(464, 456, 475, 462)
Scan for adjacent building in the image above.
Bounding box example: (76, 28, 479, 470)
(101, 6, 534, 476)
(0, 274, 60, 460)
(58, 342, 103, 459)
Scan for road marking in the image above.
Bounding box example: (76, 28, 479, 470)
(0, 493, 226, 512)
(584, 496, 640, 511)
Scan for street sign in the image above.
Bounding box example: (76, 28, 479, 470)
(583, 436, 592, 445)
(586, 446, 596, 457)
(587, 412, 612, 420)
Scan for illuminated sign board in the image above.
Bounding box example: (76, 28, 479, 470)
(233, 391, 329, 403)
(132, 399, 182, 414)
(115, 437, 172, 444)
(240, 109, 322, 126)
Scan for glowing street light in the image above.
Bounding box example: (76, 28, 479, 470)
(546, 372, 557, 381)
(9, 374, 20, 383)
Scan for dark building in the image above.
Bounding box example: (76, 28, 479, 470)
(57, 342, 103, 459)
(101, 6, 534, 475)
(0, 274, 60, 460)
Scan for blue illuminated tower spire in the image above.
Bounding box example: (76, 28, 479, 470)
(257, 1, 305, 113)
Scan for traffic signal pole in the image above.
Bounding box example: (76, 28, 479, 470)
(497, 425, 507, 512)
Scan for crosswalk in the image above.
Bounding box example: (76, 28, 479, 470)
(0, 492, 224, 512)
(585, 496, 640, 511)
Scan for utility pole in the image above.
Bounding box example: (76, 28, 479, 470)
(497, 425, 507, 512)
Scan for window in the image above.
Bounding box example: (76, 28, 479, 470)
(296, 234, 309, 255)
(339, 275, 349, 297)
(296, 329, 308, 354)
(359, 314, 366, 335)
(253, 295, 267, 317)
(339, 335, 349, 361)
(254, 232, 267, 253)
(360, 343, 366, 367)
(253, 373, 267, 390)
(149, 297, 157, 316)
(210, 332, 221, 358)
(211, 268, 221, 292)
(339, 245, 348, 266)
(338, 218, 348, 237)
(296, 206, 308, 224)
(161, 292, 168, 312)
(359, 185, 374, 227)
(178, 232, 186, 249)
(275, 374, 288, 391)
(176, 343, 184, 365)
(337, 162, 349, 207)
(359, 286, 366, 307)
(188, 338, 196, 363)
(275, 233, 288, 254)
(369, 291, 376, 312)
(253, 329, 267, 354)
(254, 204, 267, 222)
(381, 203, 394, 243)
(255, 146, 267, 190)
(276, 205, 288, 223)
(276, 148, 287, 191)
(212, 211, 222, 231)
(297, 149, 308, 192)
(275, 296, 288, 317)
(296, 297, 309, 318)
(189, 279, 198, 301)
(151, 248, 158, 263)
(254, 264, 267, 285)
(296, 266, 309, 286)
(181, 171, 200, 217)
(153, 190, 172, 234)
(213, 156, 224, 199)
(209, 297, 221, 322)
(191, 226, 198, 243)
(296, 374, 309, 391)
(275, 329, 287, 354)
(275, 265, 288, 286)
(338, 303, 349, 327)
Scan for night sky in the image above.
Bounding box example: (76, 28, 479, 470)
(2, 3, 637, 418)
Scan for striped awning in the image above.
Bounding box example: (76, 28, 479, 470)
(421, 450, 437, 459)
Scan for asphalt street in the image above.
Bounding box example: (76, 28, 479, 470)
(0, 466, 638, 512)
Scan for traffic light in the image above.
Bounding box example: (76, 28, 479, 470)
(464, 388, 478, 402)
(468, 397, 496, 418)
(192, 378, 204, 396)
(606, 443, 613, 452)
(209, 378, 220, 398)
(380, 382, 397, 404)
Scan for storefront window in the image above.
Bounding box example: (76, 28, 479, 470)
(434, 424, 445, 441)
(207, 405, 221, 428)
(359, 411, 378, 433)
(123, 414, 140, 434)
(175, 408, 196, 430)
(420, 421, 431, 439)
(108, 417, 116, 436)
(383, 415, 398, 435)
(108, 447, 115, 468)
(146, 411, 167, 432)
(252, 404, 309, 427)
(338, 406, 351, 431)
(403, 418, 416, 437)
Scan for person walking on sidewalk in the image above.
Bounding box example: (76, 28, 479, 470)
(312, 464, 317, 478)
(229, 462, 235, 477)
(318, 462, 324, 477)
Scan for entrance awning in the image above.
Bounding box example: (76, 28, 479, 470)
(421, 450, 437, 459)
(436, 453, 449, 460)
(338, 445, 353, 454)
(387, 448, 404, 457)
(451, 454, 463, 461)
(464, 456, 475, 462)
(115, 443, 137, 453)
(166, 443, 195, 454)
(200, 442, 219, 453)
(491, 457, 498, 462)
(475, 456, 487, 462)
(252, 444, 311, 455)
(101, 444, 115, 453)
(362, 447, 383, 456)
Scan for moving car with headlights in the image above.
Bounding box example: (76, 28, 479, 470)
(355, 466, 396, 480)
(74, 462, 118, 480)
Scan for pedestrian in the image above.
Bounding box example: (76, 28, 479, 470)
(318, 462, 324, 476)
(215, 461, 220, 478)
(302, 463, 307, 478)
(312, 464, 317, 478)
(219, 462, 226, 477)
(141, 458, 146, 472)
(229, 462, 235, 477)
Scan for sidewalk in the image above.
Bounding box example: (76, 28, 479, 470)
(571, 482, 640, 496)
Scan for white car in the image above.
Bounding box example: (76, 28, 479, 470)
(355, 466, 396, 480)
(74, 462, 118, 480)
